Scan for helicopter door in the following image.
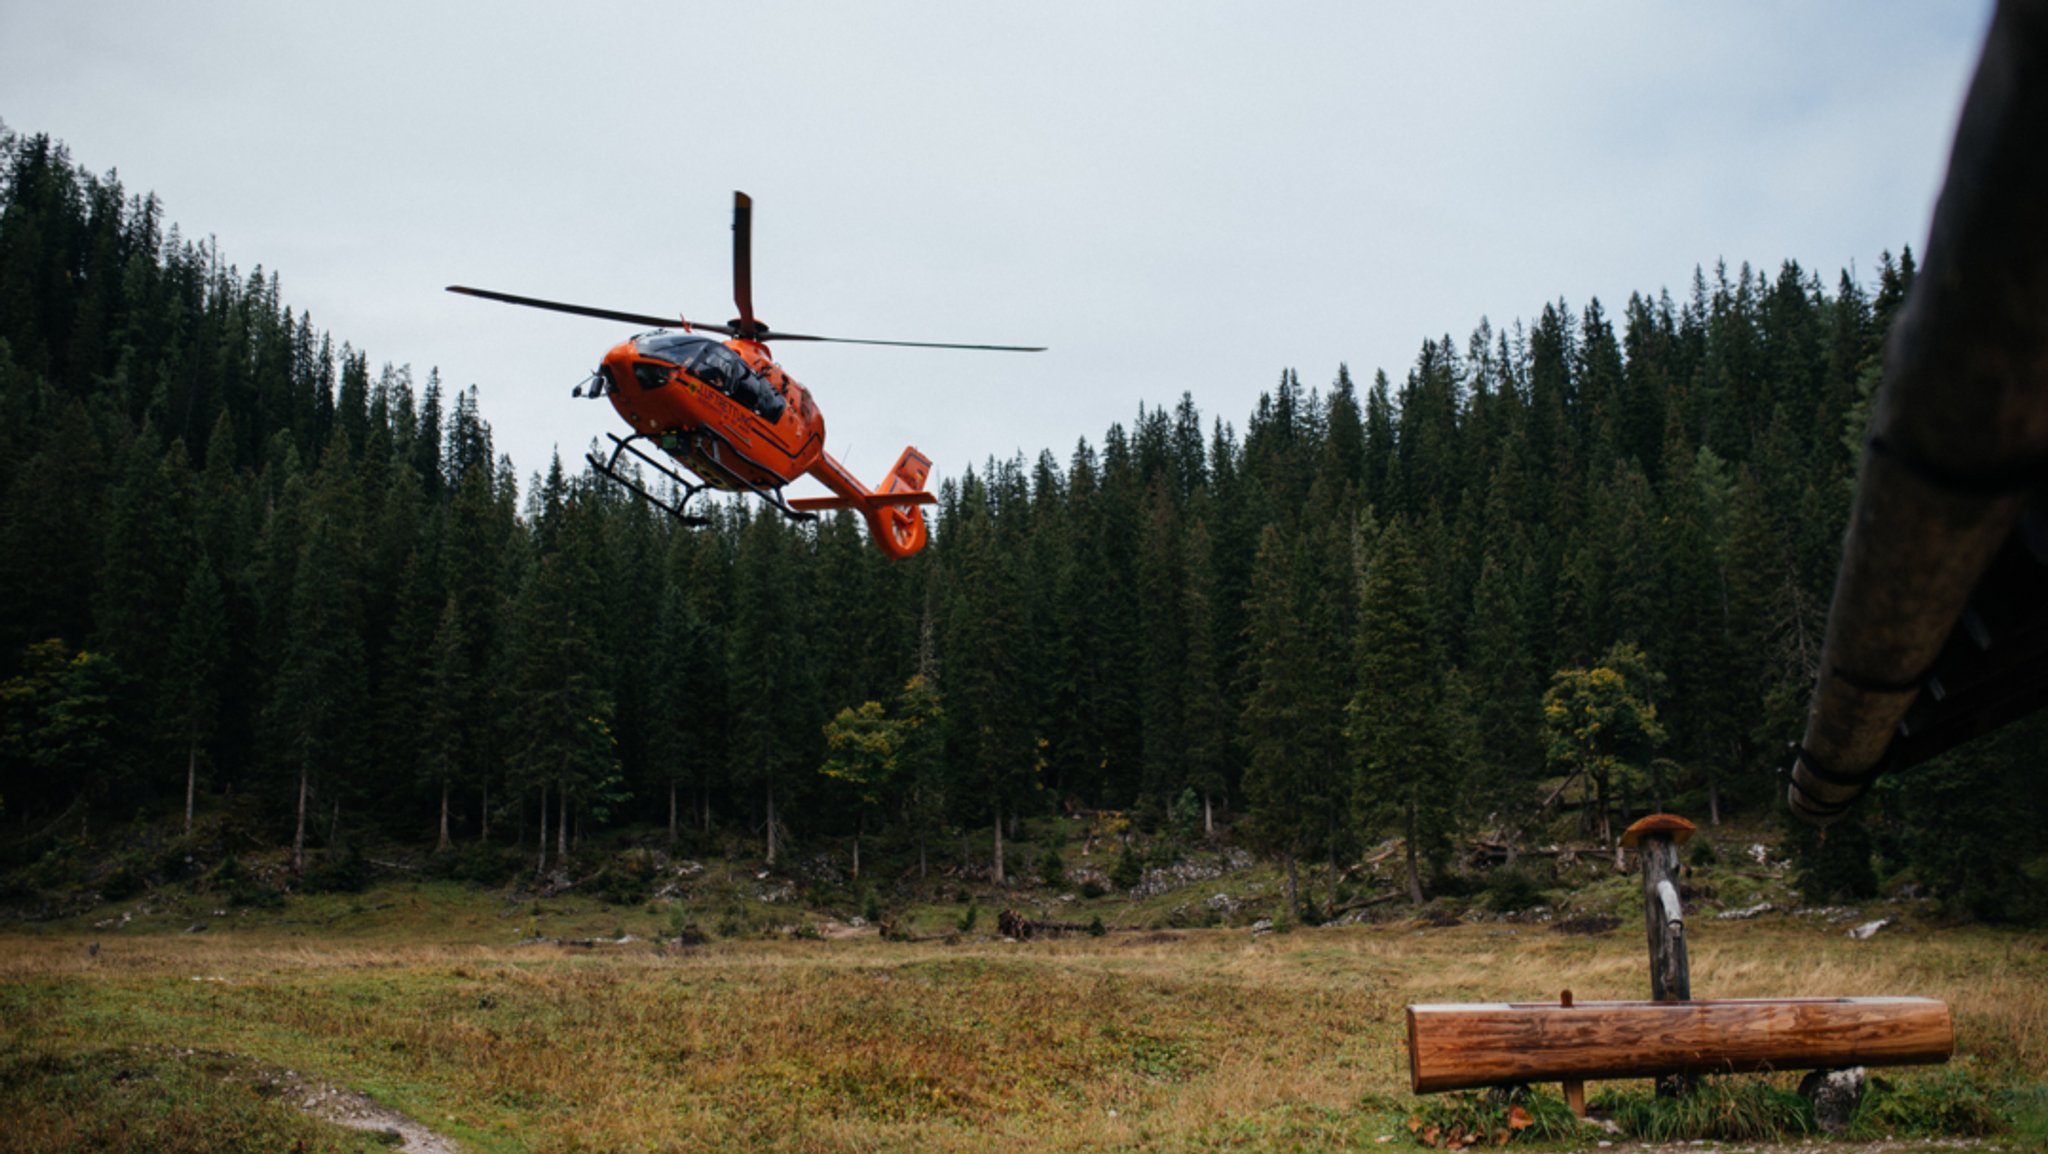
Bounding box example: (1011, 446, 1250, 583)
(683, 344, 785, 423)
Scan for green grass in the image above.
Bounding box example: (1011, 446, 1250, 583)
(5, 813, 2044, 1151)
(5, 887, 2043, 1152)
(0, 1046, 393, 1154)
(1592, 1077, 1816, 1143)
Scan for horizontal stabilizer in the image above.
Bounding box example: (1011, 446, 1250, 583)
(789, 490, 937, 513)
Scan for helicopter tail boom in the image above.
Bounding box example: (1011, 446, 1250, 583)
(794, 447, 935, 558)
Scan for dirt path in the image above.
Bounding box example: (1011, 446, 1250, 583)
(268, 1066, 463, 1154)
(162, 1047, 462, 1154)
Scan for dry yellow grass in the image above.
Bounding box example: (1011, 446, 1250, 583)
(4, 911, 2043, 1153)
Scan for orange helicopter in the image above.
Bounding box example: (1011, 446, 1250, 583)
(447, 192, 1041, 559)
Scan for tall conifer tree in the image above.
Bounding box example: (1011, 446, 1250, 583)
(1347, 517, 1452, 904)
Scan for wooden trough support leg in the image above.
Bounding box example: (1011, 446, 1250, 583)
(1558, 989, 1585, 1118)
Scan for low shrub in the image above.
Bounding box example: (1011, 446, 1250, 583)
(714, 908, 747, 938)
(210, 856, 283, 908)
(25, 838, 83, 891)
(97, 850, 152, 901)
(425, 842, 523, 885)
(593, 849, 657, 905)
(1850, 1066, 2004, 1139)
(1484, 867, 1550, 913)
(1110, 845, 1144, 890)
(300, 844, 371, 894)
(1169, 788, 1204, 843)
(1037, 846, 1066, 889)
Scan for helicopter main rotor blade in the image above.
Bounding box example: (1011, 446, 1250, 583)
(448, 285, 1043, 351)
(445, 285, 737, 335)
(732, 191, 756, 334)
(752, 331, 1048, 352)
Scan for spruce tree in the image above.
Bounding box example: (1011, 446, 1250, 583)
(163, 555, 226, 834)
(943, 474, 1036, 882)
(1347, 517, 1451, 904)
(1136, 478, 1184, 817)
(269, 447, 368, 872)
(94, 434, 195, 688)
(646, 526, 726, 842)
(1465, 548, 1538, 849)
(726, 508, 809, 864)
(424, 597, 471, 852)
(1, 400, 106, 649)
(894, 670, 947, 878)
(1179, 509, 1230, 835)
(1239, 524, 1316, 917)
(504, 484, 618, 868)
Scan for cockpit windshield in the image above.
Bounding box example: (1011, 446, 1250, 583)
(631, 332, 785, 422)
(633, 332, 720, 365)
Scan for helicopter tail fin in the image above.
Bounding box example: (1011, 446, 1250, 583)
(874, 445, 934, 502)
(790, 447, 935, 557)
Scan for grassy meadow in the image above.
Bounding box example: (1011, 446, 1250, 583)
(4, 864, 2045, 1153)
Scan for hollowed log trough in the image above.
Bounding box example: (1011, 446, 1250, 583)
(1406, 995, 1953, 1096)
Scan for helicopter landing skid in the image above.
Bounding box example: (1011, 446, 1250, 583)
(588, 433, 713, 526)
(687, 428, 821, 524)
(588, 432, 820, 526)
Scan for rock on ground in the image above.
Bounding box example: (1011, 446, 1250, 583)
(1799, 1066, 1868, 1133)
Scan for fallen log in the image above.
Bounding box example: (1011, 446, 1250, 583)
(1406, 995, 1952, 1094)
(996, 909, 1110, 939)
(1325, 893, 1403, 919)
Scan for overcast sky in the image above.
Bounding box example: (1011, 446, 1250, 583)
(0, 2, 1996, 502)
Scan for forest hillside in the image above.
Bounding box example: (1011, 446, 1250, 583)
(3, 127, 2045, 926)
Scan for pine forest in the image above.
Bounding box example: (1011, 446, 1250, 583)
(5, 127, 2046, 926)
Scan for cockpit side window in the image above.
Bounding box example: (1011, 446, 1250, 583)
(745, 378, 787, 422)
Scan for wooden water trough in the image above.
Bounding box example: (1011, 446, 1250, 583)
(1407, 994, 1954, 1098)
(1406, 815, 1955, 1117)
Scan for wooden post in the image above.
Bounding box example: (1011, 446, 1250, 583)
(1623, 815, 1694, 1002)
(1559, 989, 1585, 1118)
(1625, 815, 1696, 1097)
